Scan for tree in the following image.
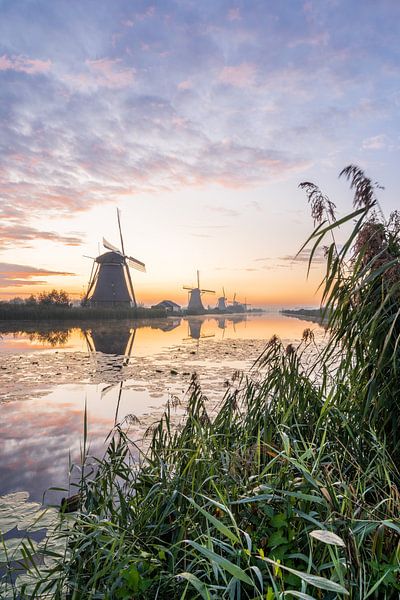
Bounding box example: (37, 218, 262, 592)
(24, 294, 37, 305)
(38, 289, 71, 306)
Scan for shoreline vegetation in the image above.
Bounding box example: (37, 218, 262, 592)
(1, 166, 400, 598)
(0, 304, 168, 322)
(0, 300, 265, 323)
(280, 308, 329, 325)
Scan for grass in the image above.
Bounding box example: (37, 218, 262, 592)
(1, 165, 399, 598)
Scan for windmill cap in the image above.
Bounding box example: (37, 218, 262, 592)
(96, 251, 125, 264)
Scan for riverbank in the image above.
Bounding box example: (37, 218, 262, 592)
(0, 304, 166, 322)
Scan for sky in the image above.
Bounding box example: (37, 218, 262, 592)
(0, 0, 399, 307)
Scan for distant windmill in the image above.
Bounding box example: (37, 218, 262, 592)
(227, 292, 246, 313)
(217, 287, 228, 311)
(84, 209, 146, 307)
(183, 270, 215, 314)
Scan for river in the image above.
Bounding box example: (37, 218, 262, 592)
(0, 313, 325, 505)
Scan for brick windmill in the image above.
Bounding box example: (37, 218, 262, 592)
(84, 209, 146, 307)
(183, 270, 215, 314)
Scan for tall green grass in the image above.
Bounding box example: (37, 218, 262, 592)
(2, 166, 399, 598)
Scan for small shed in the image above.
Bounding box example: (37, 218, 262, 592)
(152, 300, 181, 314)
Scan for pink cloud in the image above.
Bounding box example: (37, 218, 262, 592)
(86, 58, 135, 88)
(177, 79, 192, 90)
(219, 63, 256, 87)
(228, 8, 241, 21)
(288, 32, 330, 48)
(0, 54, 51, 74)
(0, 262, 75, 288)
(64, 58, 135, 90)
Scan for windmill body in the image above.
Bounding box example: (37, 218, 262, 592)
(217, 287, 228, 311)
(217, 296, 227, 311)
(188, 288, 204, 312)
(89, 252, 132, 306)
(84, 209, 145, 307)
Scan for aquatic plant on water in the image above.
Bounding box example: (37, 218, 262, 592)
(1, 165, 399, 598)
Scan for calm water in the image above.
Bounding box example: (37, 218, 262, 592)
(0, 313, 324, 503)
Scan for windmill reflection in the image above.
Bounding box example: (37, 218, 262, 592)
(83, 324, 137, 425)
(84, 325, 136, 362)
(216, 315, 247, 338)
(186, 317, 215, 341)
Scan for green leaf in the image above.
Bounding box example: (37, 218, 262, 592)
(178, 572, 212, 599)
(260, 556, 349, 595)
(270, 513, 288, 529)
(185, 540, 253, 585)
(267, 531, 288, 548)
(281, 592, 317, 600)
(186, 497, 240, 545)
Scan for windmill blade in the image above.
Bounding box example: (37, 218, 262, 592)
(201, 288, 215, 294)
(127, 256, 146, 272)
(183, 285, 194, 290)
(103, 237, 122, 254)
(117, 208, 126, 256)
(83, 255, 96, 260)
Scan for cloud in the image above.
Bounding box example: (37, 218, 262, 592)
(362, 134, 389, 150)
(280, 247, 327, 264)
(247, 200, 262, 212)
(0, 262, 75, 287)
(177, 79, 192, 90)
(288, 32, 330, 48)
(218, 63, 257, 87)
(0, 0, 398, 246)
(86, 58, 135, 88)
(207, 205, 240, 217)
(0, 205, 83, 248)
(227, 8, 241, 21)
(0, 54, 51, 74)
(65, 58, 135, 90)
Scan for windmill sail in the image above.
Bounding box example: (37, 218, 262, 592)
(103, 237, 121, 254)
(127, 256, 146, 272)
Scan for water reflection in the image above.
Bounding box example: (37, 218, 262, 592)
(0, 314, 326, 502)
(0, 384, 164, 503)
(84, 325, 136, 358)
(0, 313, 323, 354)
(186, 318, 213, 340)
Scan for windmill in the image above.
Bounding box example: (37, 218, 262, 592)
(227, 292, 245, 313)
(183, 270, 215, 314)
(84, 209, 146, 307)
(217, 287, 228, 312)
